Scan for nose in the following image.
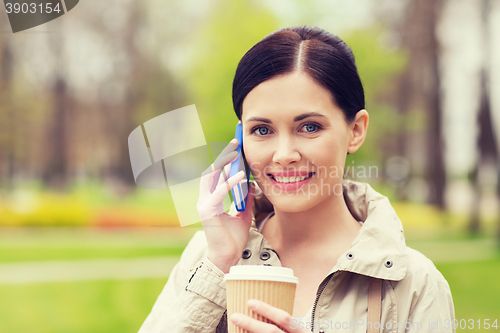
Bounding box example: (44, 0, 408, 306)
(272, 135, 301, 166)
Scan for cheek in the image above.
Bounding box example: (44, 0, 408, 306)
(306, 136, 341, 162)
(243, 142, 266, 174)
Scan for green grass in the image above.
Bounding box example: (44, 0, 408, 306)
(407, 237, 500, 264)
(437, 258, 500, 318)
(0, 226, 200, 262)
(0, 259, 498, 333)
(436, 258, 500, 332)
(0, 278, 168, 333)
(0, 221, 498, 333)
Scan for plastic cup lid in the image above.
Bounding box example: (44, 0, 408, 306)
(224, 265, 299, 284)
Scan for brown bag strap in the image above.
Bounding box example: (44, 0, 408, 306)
(367, 278, 382, 333)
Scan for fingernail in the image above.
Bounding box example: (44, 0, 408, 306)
(230, 138, 237, 144)
(248, 299, 258, 309)
(231, 313, 241, 324)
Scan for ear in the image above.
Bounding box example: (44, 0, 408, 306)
(347, 110, 369, 154)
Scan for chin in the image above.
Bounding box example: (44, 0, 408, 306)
(267, 191, 321, 212)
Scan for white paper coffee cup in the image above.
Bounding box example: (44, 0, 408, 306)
(224, 265, 299, 333)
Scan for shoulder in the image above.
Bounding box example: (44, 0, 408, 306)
(392, 246, 452, 301)
(389, 247, 455, 323)
(405, 246, 447, 284)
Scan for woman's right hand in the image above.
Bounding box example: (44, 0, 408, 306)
(197, 138, 256, 274)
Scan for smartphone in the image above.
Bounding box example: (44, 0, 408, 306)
(229, 122, 250, 211)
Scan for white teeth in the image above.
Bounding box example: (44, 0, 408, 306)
(273, 175, 310, 183)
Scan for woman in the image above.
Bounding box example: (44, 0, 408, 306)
(138, 26, 455, 333)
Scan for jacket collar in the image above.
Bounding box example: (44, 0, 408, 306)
(245, 179, 409, 281)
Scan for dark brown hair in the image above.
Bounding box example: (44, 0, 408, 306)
(232, 26, 365, 123)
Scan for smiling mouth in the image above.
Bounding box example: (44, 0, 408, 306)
(267, 172, 315, 183)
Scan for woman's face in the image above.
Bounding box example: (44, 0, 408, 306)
(241, 71, 357, 212)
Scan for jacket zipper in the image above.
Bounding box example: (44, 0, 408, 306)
(310, 273, 336, 332)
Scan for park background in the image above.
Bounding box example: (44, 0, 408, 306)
(1, 0, 500, 332)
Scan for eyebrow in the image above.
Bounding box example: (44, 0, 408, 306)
(245, 112, 326, 124)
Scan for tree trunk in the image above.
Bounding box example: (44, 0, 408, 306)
(469, 163, 482, 235)
(469, 70, 498, 234)
(0, 36, 14, 189)
(105, 1, 143, 191)
(42, 77, 69, 189)
(425, 0, 447, 210)
(468, 0, 500, 237)
(399, 0, 446, 208)
(395, 71, 412, 201)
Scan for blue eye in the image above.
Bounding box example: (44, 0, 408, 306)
(256, 127, 269, 135)
(303, 124, 318, 132)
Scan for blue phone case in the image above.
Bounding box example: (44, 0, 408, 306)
(229, 123, 250, 211)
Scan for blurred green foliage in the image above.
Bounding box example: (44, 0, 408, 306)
(343, 25, 409, 165)
(345, 25, 408, 102)
(186, 0, 279, 143)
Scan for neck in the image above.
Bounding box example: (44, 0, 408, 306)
(266, 192, 361, 253)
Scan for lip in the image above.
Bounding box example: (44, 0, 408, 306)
(267, 172, 315, 191)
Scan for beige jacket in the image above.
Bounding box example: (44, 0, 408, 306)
(138, 180, 455, 333)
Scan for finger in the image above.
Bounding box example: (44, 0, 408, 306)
(210, 151, 238, 193)
(214, 162, 233, 215)
(211, 141, 238, 175)
(216, 154, 237, 188)
(217, 138, 239, 160)
(199, 167, 216, 198)
(247, 299, 293, 332)
(230, 313, 285, 333)
(209, 139, 238, 176)
(200, 150, 238, 197)
(206, 138, 238, 192)
(207, 170, 245, 208)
